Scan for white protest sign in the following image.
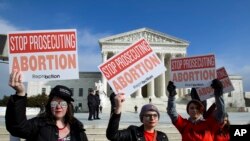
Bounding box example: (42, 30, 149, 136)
(98, 38, 166, 95)
(197, 67, 234, 101)
(8, 29, 79, 81)
(170, 54, 216, 88)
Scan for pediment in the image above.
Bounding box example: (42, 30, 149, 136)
(99, 27, 189, 45)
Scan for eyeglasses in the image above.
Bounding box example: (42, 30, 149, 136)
(143, 114, 158, 119)
(50, 101, 68, 108)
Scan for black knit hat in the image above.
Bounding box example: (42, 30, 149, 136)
(50, 85, 74, 102)
(139, 104, 160, 122)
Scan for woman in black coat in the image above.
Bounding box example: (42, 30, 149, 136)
(5, 71, 88, 141)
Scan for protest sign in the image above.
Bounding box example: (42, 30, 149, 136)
(170, 54, 216, 88)
(197, 67, 234, 101)
(8, 29, 79, 81)
(98, 38, 166, 95)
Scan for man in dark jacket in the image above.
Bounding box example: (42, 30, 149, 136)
(106, 93, 169, 141)
(87, 88, 96, 121)
(94, 90, 101, 119)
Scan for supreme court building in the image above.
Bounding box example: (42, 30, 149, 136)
(99, 28, 189, 98)
(25, 28, 246, 112)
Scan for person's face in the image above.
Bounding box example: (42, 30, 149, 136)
(50, 97, 68, 119)
(142, 111, 159, 129)
(222, 117, 228, 127)
(188, 103, 202, 120)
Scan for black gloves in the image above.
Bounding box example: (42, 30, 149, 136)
(190, 88, 200, 101)
(211, 79, 223, 96)
(167, 81, 177, 97)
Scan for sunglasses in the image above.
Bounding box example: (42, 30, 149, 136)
(50, 101, 68, 108)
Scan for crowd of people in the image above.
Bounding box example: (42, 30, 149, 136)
(6, 70, 233, 141)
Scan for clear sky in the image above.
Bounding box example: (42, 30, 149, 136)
(0, 0, 250, 99)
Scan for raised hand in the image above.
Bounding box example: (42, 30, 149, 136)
(211, 79, 223, 96)
(114, 93, 125, 114)
(9, 71, 25, 96)
(167, 81, 177, 97)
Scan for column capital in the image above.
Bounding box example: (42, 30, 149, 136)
(102, 51, 108, 56)
(170, 53, 176, 58)
(102, 51, 108, 62)
(160, 53, 165, 58)
(112, 51, 119, 55)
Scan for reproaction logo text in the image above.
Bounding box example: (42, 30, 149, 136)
(32, 74, 60, 79)
(133, 75, 153, 89)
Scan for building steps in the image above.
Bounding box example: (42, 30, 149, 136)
(0, 125, 181, 141)
(1, 98, 189, 141)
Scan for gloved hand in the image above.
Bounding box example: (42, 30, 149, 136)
(190, 88, 200, 101)
(211, 79, 223, 96)
(167, 81, 177, 97)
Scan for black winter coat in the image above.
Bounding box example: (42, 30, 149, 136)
(5, 95, 88, 141)
(95, 94, 101, 106)
(87, 94, 97, 107)
(106, 113, 169, 141)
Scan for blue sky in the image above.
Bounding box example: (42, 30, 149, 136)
(0, 0, 250, 98)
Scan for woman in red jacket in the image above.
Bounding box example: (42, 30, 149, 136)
(213, 113, 230, 141)
(167, 80, 226, 141)
(192, 92, 230, 141)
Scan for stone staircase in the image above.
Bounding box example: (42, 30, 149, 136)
(1, 97, 185, 141)
(0, 128, 8, 141)
(120, 96, 188, 113)
(2, 97, 250, 141)
(85, 125, 181, 141)
(0, 125, 181, 141)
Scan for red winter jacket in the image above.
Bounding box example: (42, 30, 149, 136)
(174, 115, 221, 141)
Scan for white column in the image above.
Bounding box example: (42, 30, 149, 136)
(102, 52, 108, 95)
(179, 53, 186, 98)
(135, 88, 142, 98)
(169, 53, 179, 99)
(147, 79, 155, 98)
(183, 88, 187, 98)
(178, 89, 183, 98)
(165, 55, 171, 96)
(160, 53, 166, 97)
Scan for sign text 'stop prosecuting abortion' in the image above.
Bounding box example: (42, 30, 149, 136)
(99, 38, 166, 95)
(8, 29, 79, 81)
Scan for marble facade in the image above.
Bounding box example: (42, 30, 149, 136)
(99, 28, 190, 98)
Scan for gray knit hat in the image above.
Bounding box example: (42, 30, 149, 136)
(139, 104, 160, 122)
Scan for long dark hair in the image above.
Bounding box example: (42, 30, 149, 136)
(218, 114, 230, 135)
(37, 96, 75, 125)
